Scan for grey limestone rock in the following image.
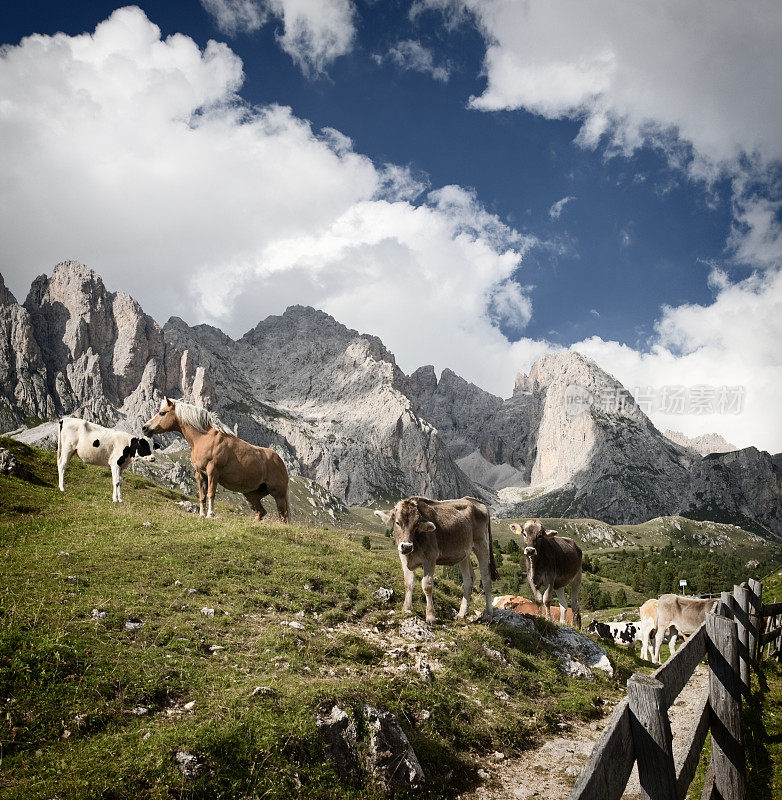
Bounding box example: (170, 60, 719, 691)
(363, 705, 425, 792)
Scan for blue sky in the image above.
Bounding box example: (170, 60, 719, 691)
(1, 1, 780, 449)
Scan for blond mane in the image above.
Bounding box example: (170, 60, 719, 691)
(173, 401, 237, 437)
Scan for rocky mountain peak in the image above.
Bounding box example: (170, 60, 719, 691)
(664, 429, 737, 456)
(0, 273, 17, 306)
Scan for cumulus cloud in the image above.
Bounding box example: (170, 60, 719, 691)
(380, 39, 450, 82)
(548, 195, 575, 219)
(572, 267, 782, 451)
(200, 0, 356, 74)
(0, 6, 536, 395)
(422, 0, 782, 171)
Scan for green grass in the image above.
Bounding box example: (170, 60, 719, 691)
(0, 439, 627, 800)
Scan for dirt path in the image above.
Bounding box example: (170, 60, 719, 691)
(464, 662, 710, 800)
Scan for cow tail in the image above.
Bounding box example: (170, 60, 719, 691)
(57, 418, 63, 461)
(488, 517, 500, 581)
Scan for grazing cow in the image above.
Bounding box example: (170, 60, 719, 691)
(653, 594, 717, 664)
(57, 417, 154, 502)
(374, 496, 499, 623)
(509, 520, 583, 629)
(587, 620, 640, 646)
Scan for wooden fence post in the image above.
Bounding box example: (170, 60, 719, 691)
(747, 578, 762, 666)
(706, 612, 746, 800)
(732, 584, 751, 694)
(627, 673, 677, 800)
(719, 592, 734, 619)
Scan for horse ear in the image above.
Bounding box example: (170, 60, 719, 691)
(164, 396, 171, 405)
(374, 509, 394, 525)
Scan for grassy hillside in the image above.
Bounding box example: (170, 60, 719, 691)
(0, 439, 646, 800)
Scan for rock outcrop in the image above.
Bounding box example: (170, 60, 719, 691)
(664, 429, 737, 456)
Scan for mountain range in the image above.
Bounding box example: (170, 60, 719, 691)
(1, 261, 780, 538)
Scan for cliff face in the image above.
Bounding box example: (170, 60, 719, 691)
(1, 262, 779, 535)
(21, 261, 169, 424)
(0, 275, 55, 429)
(405, 351, 781, 538)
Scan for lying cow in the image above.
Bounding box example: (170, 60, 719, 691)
(374, 496, 499, 623)
(653, 594, 718, 664)
(509, 520, 582, 629)
(57, 417, 154, 502)
(587, 620, 640, 646)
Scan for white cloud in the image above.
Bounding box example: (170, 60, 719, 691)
(201, 0, 267, 36)
(573, 267, 782, 451)
(200, 0, 356, 75)
(548, 195, 575, 219)
(382, 39, 450, 82)
(423, 0, 782, 172)
(267, 0, 356, 76)
(0, 7, 536, 396)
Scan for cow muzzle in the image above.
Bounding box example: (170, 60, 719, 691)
(524, 546, 537, 557)
(398, 543, 414, 555)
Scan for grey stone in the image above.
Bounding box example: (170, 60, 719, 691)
(314, 704, 359, 779)
(363, 705, 424, 792)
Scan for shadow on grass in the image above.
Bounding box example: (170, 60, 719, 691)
(744, 661, 782, 800)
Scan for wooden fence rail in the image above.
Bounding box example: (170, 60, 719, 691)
(568, 578, 775, 800)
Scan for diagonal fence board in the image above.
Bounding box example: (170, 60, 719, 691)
(675, 688, 710, 800)
(567, 697, 634, 800)
(653, 623, 707, 708)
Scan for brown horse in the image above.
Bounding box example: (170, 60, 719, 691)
(142, 398, 290, 522)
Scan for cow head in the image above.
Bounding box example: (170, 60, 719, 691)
(142, 397, 179, 436)
(509, 519, 557, 558)
(374, 498, 436, 556)
(130, 437, 156, 462)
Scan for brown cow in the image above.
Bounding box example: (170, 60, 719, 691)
(509, 519, 583, 629)
(374, 496, 499, 623)
(652, 594, 717, 663)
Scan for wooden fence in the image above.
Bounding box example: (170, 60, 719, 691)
(567, 578, 781, 800)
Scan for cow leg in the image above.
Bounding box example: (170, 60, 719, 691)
(401, 563, 415, 614)
(653, 625, 668, 665)
(456, 556, 474, 620)
(542, 585, 552, 621)
(57, 447, 73, 492)
(111, 462, 122, 503)
(640, 619, 654, 661)
(570, 569, 582, 629)
(669, 631, 678, 658)
(474, 542, 494, 622)
(421, 563, 436, 624)
(555, 586, 569, 625)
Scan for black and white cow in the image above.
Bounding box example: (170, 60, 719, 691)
(57, 417, 155, 502)
(587, 620, 641, 646)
